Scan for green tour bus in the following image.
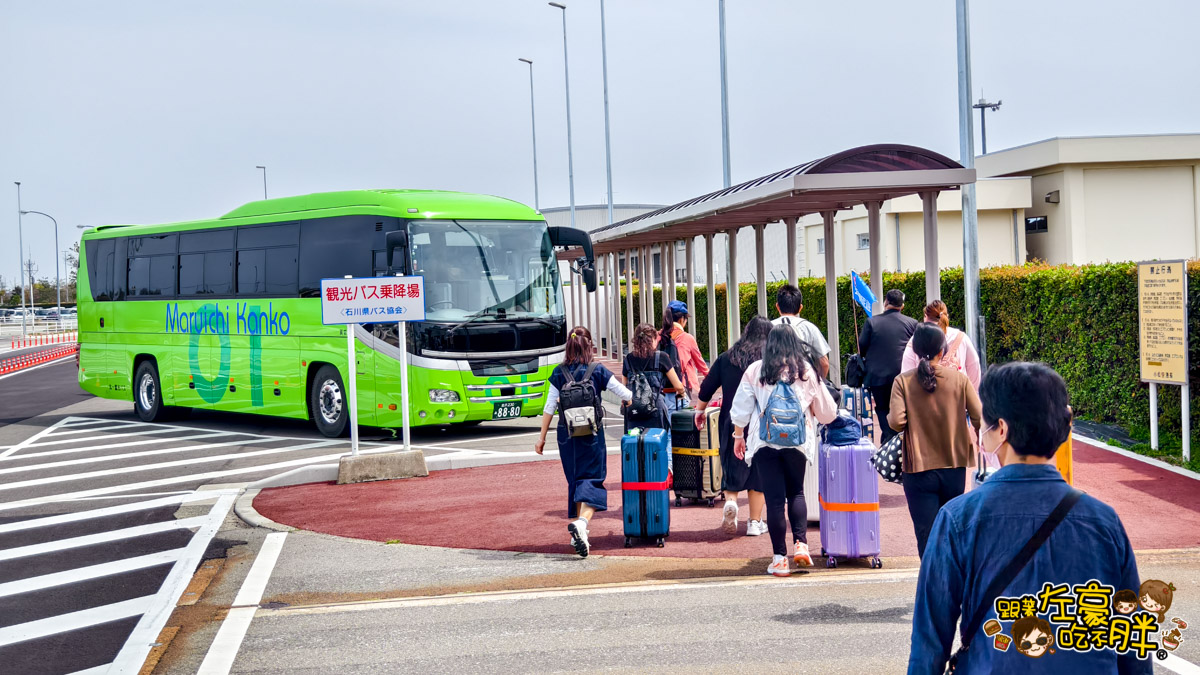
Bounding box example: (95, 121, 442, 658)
(77, 189, 596, 437)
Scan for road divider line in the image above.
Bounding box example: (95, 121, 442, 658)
(46, 421, 161, 437)
(0, 441, 366, 511)
(0, 437, 279, 477)
(0, 490, 231, 534)
(18, 427, 228, 450)
(0, 595, 156, 647)
(0, 515, 209, 562)
(0, 416, 73, 460)
(197, 531, 288, 675)
(1160, 652, 1200, 674)
(1, 431, 258, 463)
(0, 548, 187, 598)
(109, 493, 237, 675)
(0, 354, 74, 383)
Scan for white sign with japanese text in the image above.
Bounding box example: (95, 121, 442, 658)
(320, 276, 426, 325)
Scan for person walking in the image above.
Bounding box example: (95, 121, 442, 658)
(771, 284, 831, 379)
(888, 324, 981, 559)
(909, 362, 1148, 674)
(534, 327, 633, 558)
(658, 301, 709, 407)
(622, 322, 688, 459)
(901, 300, 980, 390)
(694, 316, 773, 536)
(730, 325, 838, 577)
(858, 289, 919, 445)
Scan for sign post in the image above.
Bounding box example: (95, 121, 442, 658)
(1137, 260, 1190, 462)
(321, 275, 428, 483)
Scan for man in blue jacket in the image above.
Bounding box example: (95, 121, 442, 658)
(908, 362, 1150, 674)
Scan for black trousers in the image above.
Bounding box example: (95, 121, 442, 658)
(755, 445, 808, 556)
(902, 467, 966, 559)
(870, 381, 898, 445)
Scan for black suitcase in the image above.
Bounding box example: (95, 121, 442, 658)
(670, 406, 723, 506)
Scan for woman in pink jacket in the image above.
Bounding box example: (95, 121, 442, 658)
(900, 300, 980, 390)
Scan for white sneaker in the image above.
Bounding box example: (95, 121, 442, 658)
(721, 501, 739, 534)
(746, 519, 766, 536)
(767, 555, 791, 577)
(793, 541, 813, 568)
(568, 518, 590, 558)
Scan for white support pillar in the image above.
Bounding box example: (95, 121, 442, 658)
(867, 201, 883, 314)
(922, 191, 941, 303)
(663, 240, 674, 314)
(575, 272, 583, 330)
(641, 245, 651, 324)
(754, 223, 767, 316)
(685, 237, 696, 337)
(610, 252, 620, 357)
(624, 249, 634, 341)
(655, 242, 665, 323)
(785, 217, 798, 287)
(823, 211, 841, 387)
(705, 233, 717, 360)
(727, 228, 741, 344)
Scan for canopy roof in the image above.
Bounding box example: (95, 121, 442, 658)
(589, 143, 974, 253)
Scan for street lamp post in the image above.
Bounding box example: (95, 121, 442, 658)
(548, 2, 577, 229)
(956, 0, 983, 359)
(21, 210, 61, 329)
(599, 0, 615, 225)
(518, 58, 540, 211)
(718, 0, 731, 189)
(14, 182, 27, 336)
(256, 165, 268, 199)
(972, 98, 1002, 154)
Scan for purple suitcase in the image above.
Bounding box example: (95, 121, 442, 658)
(818, 437, 882, 568)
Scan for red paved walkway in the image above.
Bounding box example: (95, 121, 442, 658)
(253, 438, 1200, 562)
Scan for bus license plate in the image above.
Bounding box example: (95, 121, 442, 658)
(493, 401, 522, 420)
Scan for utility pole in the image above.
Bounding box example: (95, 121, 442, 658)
(972, 98, 1002, 154)
(14, 182, 27, 336)
(718, 0, 731, 189)
(24, 260, 38, 307)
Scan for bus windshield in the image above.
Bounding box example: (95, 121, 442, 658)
(408, 219, 563, 322)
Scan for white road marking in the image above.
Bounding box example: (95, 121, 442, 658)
(1160, 652, 1200, 675)
(0, 595, 156, 647)
(45, 421, 162, 437)
(0, 548, 187, 598)
(0, 515, 209, 562)
(0, 437, 277, 477)
(196, 531, 288, 675)
(0, 416, 72, 460)
(108, 493, 236, 674)
(15, 428, 229, 451)
(0, 354, 74, 382)
(0, 490, 232, 535)
(2, 432, 253, 463)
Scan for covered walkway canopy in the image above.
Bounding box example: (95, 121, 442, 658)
(567, 143, 976, 384)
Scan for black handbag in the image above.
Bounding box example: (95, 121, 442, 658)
(870, 431, 904, 483)
(845, 354, 866, 388)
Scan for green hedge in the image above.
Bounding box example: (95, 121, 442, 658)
(616, 261, 1199, 469)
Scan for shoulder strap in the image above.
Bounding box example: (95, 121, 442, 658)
(949, 488, 1084, 671)
(582, 361, 599, 385)
(559, 364, 577, 385)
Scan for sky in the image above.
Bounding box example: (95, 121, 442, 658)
(2, 0, 1198, 287)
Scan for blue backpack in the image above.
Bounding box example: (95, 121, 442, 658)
(758, 380, 806, 447)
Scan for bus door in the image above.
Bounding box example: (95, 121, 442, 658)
(79, 239, 116, 392)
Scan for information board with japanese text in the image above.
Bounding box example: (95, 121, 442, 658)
(320, 276, 426, 325)
(1137, 261, 1188, 385)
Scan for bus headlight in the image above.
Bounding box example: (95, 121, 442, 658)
(428, 389, 460, 403)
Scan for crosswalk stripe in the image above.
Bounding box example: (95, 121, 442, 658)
(13, 428, 229, 452)
(0, 595, 156, 647)
(0, 494, 193, 534)
(0, 515, 209, 562)
(0, 548, 187, 598)
(43, 422, 162, 438)
(0, 417, 72, 460)
(0, 437, 277, 477)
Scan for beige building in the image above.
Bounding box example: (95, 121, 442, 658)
(975, 133, 1200, 265)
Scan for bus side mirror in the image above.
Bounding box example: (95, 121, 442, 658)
(581, 265, 597, 292)
(386, 230, 409, 272)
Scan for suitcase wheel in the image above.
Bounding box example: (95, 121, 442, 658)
(826, 556, 838, 569)
(624, 537, 633, 548)
(706, 498, 716, 507)
(675, 497, 682, 507)
(656, 537, 665, 548)
(871, 557, 883, 569)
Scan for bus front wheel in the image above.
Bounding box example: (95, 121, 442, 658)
(133, 361, 166, 423)
(310, 365, 348, 438)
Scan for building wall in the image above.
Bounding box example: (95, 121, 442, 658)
(1081, 166, 1196, 263)
(1024, 171, 1066, 263)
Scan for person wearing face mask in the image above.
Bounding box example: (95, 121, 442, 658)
(907, 362, 1147, 674)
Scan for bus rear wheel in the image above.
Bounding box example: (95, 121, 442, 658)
(310, 365, 348, 438)
(133, 361, 166, 423)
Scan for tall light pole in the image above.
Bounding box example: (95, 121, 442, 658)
(599, 0, 615, 225)
(518, 58, 541, 211)
(14, 182, 27, 336)
(972, 98, 1002, 154)
(718, 0, 731, 189)
(256, 165, 268, 199)
(549, 2, 576, 229)
(21, 210, 61, 327)
(956, 0, 983, 358)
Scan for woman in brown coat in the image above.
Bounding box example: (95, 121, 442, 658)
(888, 323, 982, 559)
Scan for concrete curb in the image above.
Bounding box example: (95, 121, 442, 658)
(1073, 432, 1200, 482)
(234, 488, 295, 533)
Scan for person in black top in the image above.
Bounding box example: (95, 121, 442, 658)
(694, 316, 773, 536)
(858, 289, 919, 444)
(622, 323, 687, 435)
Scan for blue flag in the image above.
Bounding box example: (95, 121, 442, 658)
(850, 270, 876, 316)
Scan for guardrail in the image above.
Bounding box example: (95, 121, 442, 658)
(0, 343, 79, 375)
(10, 332, 78, 350)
